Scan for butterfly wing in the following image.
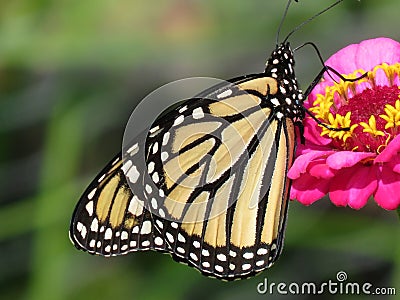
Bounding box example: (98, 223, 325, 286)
(70, 129, 171, 256)
(142, 74, 296, 279)
(70, 71, 298, 279)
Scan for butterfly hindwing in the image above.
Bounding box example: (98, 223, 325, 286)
(70, 132, 171, 256)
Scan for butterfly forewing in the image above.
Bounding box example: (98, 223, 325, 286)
(70, 42, 304, 280)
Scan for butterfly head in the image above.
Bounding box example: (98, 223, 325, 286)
(265, 42, 295, 77)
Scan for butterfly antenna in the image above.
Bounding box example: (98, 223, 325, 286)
(276, 0, 297, 46)
(283, 0, 344, 44)
(295, 41, 368, 88)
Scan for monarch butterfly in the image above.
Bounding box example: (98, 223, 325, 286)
(70, 0, 349, 280)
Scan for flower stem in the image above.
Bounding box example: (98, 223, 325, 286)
(398, 207, 400, 220)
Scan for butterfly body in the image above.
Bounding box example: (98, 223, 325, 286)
(70, 42, 305, 280)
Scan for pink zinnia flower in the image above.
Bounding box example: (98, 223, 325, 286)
(288, 37, 400, 210)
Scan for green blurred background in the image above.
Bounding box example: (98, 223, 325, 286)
(1, 0, 399, 299)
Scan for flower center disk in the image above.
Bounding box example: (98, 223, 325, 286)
(336, 85, 400, 152)
(311, 63, 400, 154)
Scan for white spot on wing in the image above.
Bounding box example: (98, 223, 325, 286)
(173, 115, 184, 126)
(128, 195, 144, 215)
(154, 237, 164, 246)
(156, 220, 164, 229)
(243, 252, 254, 259)
(162, 132, 170, 146)
(140, 220, 152, 234)
(217, 254, 226, 261)
(177, 233, 185, 242)
(151, 198, 158, 209)
(104, 228, 112, 240)
(152, 172, 159, 183)
(147, 161, 155, 173)
(257, 248, 268, 255)
(271, 98, 280, 107)
(256, 260, 265, 266)
(152, 142, 159, 154)
(171, 222, 178, 229)
(127, 143, 139, 156)
(215, 265, 223, 272)
(121, 231, 128, 240)
(121, 160, 132, 174)
(166, 232, 174, 243)
(78, 223, 87, 239)
(161, 152, 169, 162)
(90, 218, 99, 232)
(192, 107, 204, 119)
(145, 184, 152, 194)
(87, 189, 96, 200)
(126, 165, 140, 183)
(98, 174, 106, 183)
(179, 105, 187, 113)
(85, 201, 94, 216)
(217, 89, 233, 99)
(149, 125, 159, 134)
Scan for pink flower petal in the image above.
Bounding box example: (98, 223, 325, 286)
(374, 166, 400, 210)
(321, 38, 400, 86)
(329, 165, 378, 209)
(375, 135, 400, 163)
(303, 118, 332, 146)
(290, 173, 330, 205)
(288, 150, 334, 179)
(306, 81, 333, 105)
(326, 151, 376, 169)
(324, 44, 359, 81)
(387, 156, 400, 174)
(308, 161, 336, 179)
(393, 163, 400, 174)
(355, 37, 400, 71)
